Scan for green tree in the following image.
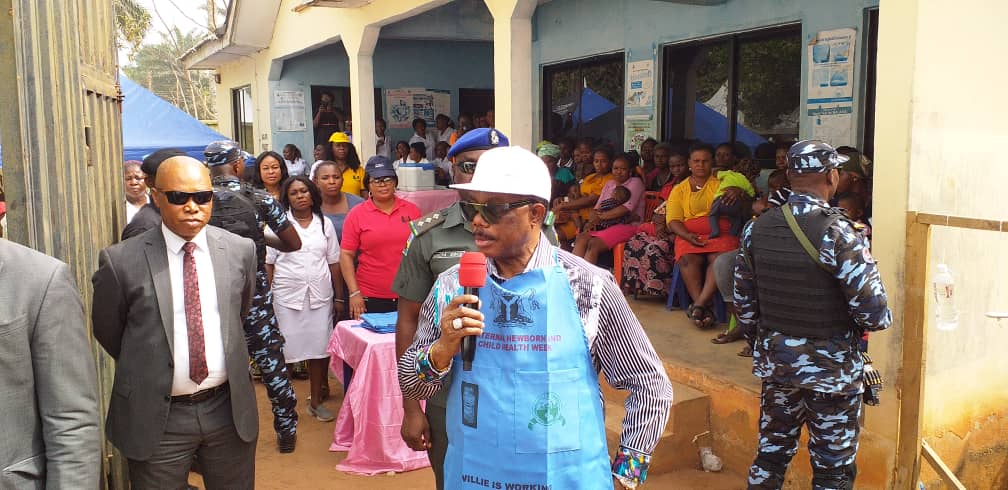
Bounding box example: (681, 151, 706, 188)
(114, 0, 151, 57)
(123, 27, 217, 120)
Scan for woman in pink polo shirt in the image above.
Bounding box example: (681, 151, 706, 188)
(340, 155, 421, 319)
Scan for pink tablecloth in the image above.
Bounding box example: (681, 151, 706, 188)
(327, 320, 430, 475)
(396, 189, 459, 215)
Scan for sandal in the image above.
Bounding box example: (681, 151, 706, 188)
(738, 345, 754, 357)
(711, 328, 743, 344)
(689, 304, 716, 329)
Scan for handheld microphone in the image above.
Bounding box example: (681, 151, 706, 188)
(457, 251, 487, 371)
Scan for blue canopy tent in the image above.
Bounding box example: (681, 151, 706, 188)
(121, 75, 228, 161)
(692, 102, 767, 149)
(551, 87, 622, 146)
(570, 87, 618, 126)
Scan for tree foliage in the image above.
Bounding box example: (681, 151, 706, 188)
(114, 0, 152, 57)
(549, 58, 624, 110)
(123, 28, 217, 120)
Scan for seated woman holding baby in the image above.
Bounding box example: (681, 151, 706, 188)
(572, 152, 646, 265)
(667, 143, 753, 329)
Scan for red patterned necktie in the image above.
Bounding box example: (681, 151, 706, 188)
(182, 242, 209, 384)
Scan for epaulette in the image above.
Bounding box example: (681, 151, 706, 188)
(404, 211, 447, 255)
(408, 210, 447, 238)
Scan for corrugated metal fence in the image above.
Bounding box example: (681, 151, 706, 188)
(0, 0, 127, 487)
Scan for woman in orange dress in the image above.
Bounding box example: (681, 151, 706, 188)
(666, 143, 747, 328)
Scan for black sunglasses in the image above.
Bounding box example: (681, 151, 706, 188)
(159, 190, 214, 205)
(455, 161, 478, 175)
(459, 199, 537, 225)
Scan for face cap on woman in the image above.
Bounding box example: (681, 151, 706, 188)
(364, 155, 397, 180)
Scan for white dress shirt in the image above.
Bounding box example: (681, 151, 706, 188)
(376, 135, 391, 159)
(267, 213, 341, 310)
(285, 158, 307, 177)
(125, 195, 150, 224)
(409, 132, 437, 161)
(163, 224, 227, 395)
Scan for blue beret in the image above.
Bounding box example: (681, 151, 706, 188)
(446, 128, 510, 158)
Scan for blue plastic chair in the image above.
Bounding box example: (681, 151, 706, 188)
(666, 262, 727, 324)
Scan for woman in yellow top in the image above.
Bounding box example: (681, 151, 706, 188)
(328, 131, 367, 198)
(551, 147, 615, 245)
(666, 143, 747, 329)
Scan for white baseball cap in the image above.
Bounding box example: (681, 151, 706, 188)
(450, 146, 552, 203)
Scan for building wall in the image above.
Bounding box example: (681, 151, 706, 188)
(531, 0, 879, 147)
(900, 0, 1008, 487)
(268, 38, 493, 157)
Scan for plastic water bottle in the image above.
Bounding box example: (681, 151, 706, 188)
(933, 264, 959, 331)
(699, 446, 723, 472)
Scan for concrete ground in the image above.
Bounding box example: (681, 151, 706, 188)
(188, 294, 759, 489)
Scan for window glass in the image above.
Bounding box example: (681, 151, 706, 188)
(543, 54, 624, 147)
(232, 86, 254, 152)
(736, 33, 801, 158)
(662, 26, 801, 164)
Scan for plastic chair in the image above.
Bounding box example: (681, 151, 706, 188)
(642, 191, 662, 223)
(666, 262, 727, 324)
(613, 242, 625, 288)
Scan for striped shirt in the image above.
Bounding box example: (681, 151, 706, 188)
(397, 233, 673, 473)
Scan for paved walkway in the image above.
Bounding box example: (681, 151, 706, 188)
(189, 295, 756, 489)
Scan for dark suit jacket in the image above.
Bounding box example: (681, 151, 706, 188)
(121, 202, 161, 241)
(0, 239, 101, 489)
(92, 225, 258, 461)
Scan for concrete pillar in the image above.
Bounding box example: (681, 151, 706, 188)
(484, 0, 536, 149)
(342, 24, 380, 161)
(873, 1, 920, 487)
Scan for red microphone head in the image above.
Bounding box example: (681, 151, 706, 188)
(458, 251, 487, 288)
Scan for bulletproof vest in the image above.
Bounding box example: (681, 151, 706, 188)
(209, 182, 265, 262)
(748, 207, 852, 338)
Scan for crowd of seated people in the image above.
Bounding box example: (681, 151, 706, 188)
(525, 135, 877, 350)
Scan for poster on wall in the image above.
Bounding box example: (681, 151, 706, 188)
(386, 88, 452, 128)
(386, 88, 417, 129)
(273, 90, 307, 132)
(431, 89, 451, 121)
(626, 60, 654, 108)
(806, 28, 856, 146)
(624, 115, 655, 151)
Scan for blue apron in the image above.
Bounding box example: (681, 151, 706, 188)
(444, 252, 610, 490)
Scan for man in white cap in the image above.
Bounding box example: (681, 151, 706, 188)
(397, 146, 673, 489)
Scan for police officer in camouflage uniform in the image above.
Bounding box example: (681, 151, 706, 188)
(204, 141, 302, 453)
(733, 140, 892, 490)
(392, 128, 512, 489)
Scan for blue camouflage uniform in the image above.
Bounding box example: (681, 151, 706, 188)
(733, 140, 892, 490)
(213, 175, 298, 440)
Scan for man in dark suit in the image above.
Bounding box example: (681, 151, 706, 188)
(120, 148, 185, 241)
(93, 156, 259, 489)
(0, 239, 101, 488)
